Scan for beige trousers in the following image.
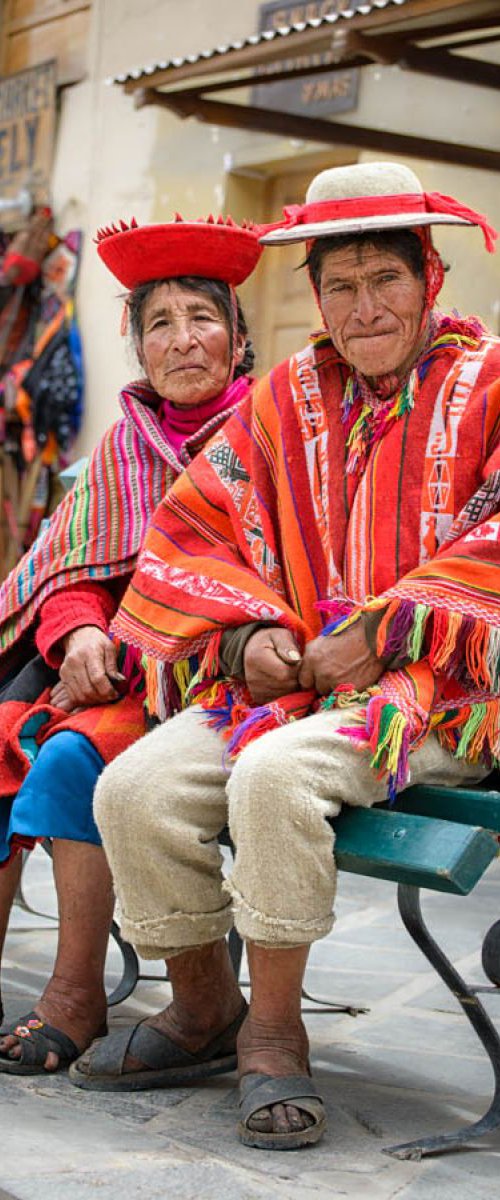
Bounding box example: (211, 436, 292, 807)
(94, 704, 485, 959)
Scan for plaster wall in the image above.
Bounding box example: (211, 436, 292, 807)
(47, 0, 500, 454)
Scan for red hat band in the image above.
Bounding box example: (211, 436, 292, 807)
(280, 192, 498, 254)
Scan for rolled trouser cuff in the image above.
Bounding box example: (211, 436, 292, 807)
(225, 879, 334, 947)
(121, 901, 234, 960)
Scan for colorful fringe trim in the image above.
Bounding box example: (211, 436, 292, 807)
(317, 592, 500, 799)
(342, 368, 418, 476)
(202, 687, 316, 765)
(331, 687, 500, 804)
(334, 693, 417, 804)
(198, 672, 500, 802)
(317, 599, 360, 637)
(116, 641, 146, 698)
(371, 599, 500, 691)
(144, 652, 198, 719)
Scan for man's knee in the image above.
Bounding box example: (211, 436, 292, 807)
(93, 716, 209, 842)
(227, 726, 312, 843)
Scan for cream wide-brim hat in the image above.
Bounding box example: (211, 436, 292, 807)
(260, 162, 480, 246)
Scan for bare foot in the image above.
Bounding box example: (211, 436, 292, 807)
(0, 975, 107, 1071)
(237, 1013, 315, 1135)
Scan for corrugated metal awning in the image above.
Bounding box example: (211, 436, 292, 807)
(111, 1, 412, 87)
(110, 1, 500, 172)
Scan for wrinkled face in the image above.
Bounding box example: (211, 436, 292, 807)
(318, 243, 426, 378)
(139, 281, 244, 406)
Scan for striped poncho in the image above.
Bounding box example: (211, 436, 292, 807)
(112, 316, 500, 797)
(0, 378, 247, 774)
(0, 380, 251, 661)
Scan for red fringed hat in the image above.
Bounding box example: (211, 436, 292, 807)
(95, 214, 263, 289)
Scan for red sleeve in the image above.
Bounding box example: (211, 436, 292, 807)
(1, 251, 42, 286)
(36, 581, 121, 668)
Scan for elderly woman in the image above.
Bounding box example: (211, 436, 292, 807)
(0, 213, 262, 1073)
(70, 162, 500, 1150)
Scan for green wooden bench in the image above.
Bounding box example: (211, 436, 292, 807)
(330, 784, 500, 1160)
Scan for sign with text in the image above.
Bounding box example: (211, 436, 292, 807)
(0, 61, 56, 230)
(252, 2, 359, 118)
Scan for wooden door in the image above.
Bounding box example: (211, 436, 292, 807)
(258, 170, 321, 372)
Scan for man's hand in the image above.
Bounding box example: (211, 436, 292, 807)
(59, 626, 126, 707)
(298, 619, 384, 696)
(243, 626, 302, 704)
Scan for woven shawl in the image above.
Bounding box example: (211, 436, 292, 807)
(112, 320, 500, 794)
(0, 379, 247, 664)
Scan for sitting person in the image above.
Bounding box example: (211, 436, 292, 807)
(70, 162, 500, 1151)
(0, 213, 262, 1073)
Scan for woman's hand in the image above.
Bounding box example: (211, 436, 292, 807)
(59, 626, 126, 707)
(243, 626, 302, 704)
(50, 680, 79, 713)
(298, 620, 384, 696)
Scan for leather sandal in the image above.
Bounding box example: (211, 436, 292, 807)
(69, 1001, 248, 1092)
(238, 1072, 326, 1150)
(0, 1011, 107, 1075)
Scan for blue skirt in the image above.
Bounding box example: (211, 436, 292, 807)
(0, 730, 104, 863)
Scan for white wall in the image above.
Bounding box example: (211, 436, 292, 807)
(48, 0, 500, 454)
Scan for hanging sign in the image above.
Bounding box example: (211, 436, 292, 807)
(0, 60, 56, 231)
(252, 2, 359, 117)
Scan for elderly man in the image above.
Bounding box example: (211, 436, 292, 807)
(70, 163, 500, 1151)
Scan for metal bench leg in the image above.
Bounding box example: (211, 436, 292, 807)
(13, 849, 58, 924)
(106, 921, 141, 1007)
(383, 883, 500, 1160)
(228, 927, 243, 980)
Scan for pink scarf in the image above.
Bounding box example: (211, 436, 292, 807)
(158, 375, 251, 456)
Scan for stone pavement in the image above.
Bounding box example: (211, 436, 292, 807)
(1, 846, 499, 1199)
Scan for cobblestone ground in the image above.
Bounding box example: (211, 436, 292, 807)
(1, 847, 499, 1199)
